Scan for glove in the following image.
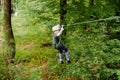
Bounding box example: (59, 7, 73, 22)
(61, 25, 64, 31)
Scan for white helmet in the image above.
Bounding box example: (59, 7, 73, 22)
(52, 24, 60, 31)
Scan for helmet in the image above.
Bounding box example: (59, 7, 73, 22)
(52, 24, 60, 31)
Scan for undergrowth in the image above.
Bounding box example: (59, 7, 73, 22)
(0, 0, 120, 80)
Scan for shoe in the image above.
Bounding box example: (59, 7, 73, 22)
(67, 60, 71, 63)
(60, 61, 64, 64)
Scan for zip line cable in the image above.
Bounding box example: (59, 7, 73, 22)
(63, 16, 120, 26)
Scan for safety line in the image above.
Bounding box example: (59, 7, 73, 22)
(64, 16, 120, 26)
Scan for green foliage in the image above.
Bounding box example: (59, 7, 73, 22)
(0, 11, 3, 24)
(0, 57, 7, 80)
(117, 70, 120, 80)
(0, 0, 120, 79)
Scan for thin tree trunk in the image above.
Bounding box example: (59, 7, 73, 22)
(89, 0, 94, 6)
(115, 0, 120, 16)
(3, 0, 16, 62)
(89, 0, 95, 18)
(60, 0, 67, 25)
(60, 0, 67, 42)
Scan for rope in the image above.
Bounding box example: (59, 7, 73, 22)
(63, 16, 120, 26)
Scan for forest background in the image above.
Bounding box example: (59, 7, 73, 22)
(0, 0, 120, 80)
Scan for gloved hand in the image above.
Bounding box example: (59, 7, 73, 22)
(61, 25, 64, 31)
(56, 25, 64, 36)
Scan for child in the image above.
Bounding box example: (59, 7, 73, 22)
(52, 24, 71, 64)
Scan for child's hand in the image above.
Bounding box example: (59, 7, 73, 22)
(56, 25, 64, 36)
(61, 25, 64, 31)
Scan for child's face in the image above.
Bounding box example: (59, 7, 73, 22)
(53, 29, 60, 33)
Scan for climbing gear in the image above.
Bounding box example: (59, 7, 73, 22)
(63, 16, 120, 26)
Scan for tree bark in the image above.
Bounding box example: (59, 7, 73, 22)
(89, 0, 94, 6)
(3, 0, 16, 61)
(60, 0, 67, 42)
(115, 0, 120, 16)
(60, 0, 67, 25)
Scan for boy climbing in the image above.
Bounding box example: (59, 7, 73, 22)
(52, 24, 71, 64)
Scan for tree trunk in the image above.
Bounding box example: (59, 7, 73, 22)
(89, 0, 94, 6)
(60, 0, 67, 25)
(115, 0, 120, 16)
(89, 0, 95, 19)
(60, 0, 67, 42)
(3, 0, 16, 62)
